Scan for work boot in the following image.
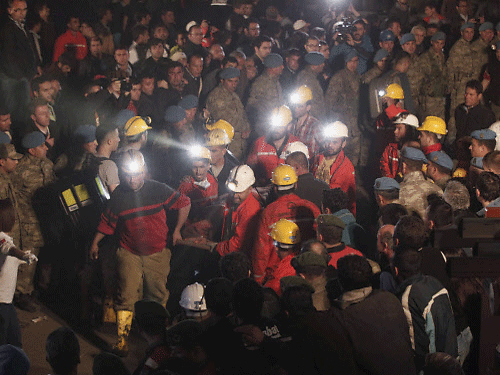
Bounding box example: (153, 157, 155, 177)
(110, 310, 133, 357)
(102, 297, 116, 324)
(14, 293, 39, 312)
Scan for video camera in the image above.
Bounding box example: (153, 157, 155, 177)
(333, 17, 355, 43)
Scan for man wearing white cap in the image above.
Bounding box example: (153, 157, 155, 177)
(216, 165, 261, 256)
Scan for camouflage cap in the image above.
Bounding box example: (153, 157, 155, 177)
(471, 129, 496, 141)
(292, 251, 327, 269)
(279, 276, 314, 293)
(0, 143, 23, 160)
(373, 177, 400, 191)
(428, 151, 453, 171)
(316, 214, 346, 229)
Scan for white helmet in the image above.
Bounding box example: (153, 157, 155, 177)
(323, 121, 349, 139)
(283, 141, 310, 159)
(489, 121, 500, 151)
(226, 165, 255, 192)
(179, 282, 207, 316)
(394, 113, 419, 128)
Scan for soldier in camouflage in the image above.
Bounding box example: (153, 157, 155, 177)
(12, 132, 56, 310)
(206, 67, 251, 160)
(398, 146, 443, 218)
(446, 23, 476, 144)
(325, 50, 362, 166)
(246, 53, 284, 137)
(415, 31, 448, 119)
(361, 49, 388, 85)
(295, 52, 327, 121)
(0, 143, 23, 250)
(471, 22, 495, 80)
(400, 33, 421, 115)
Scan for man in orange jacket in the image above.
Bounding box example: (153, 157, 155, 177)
(312, 121, 356, 215)
(216, 165, 262, 257)
(253, 164, 320, 284)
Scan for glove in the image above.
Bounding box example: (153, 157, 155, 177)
(23, 251, 38, 265)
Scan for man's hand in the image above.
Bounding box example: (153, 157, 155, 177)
(172, 229, 183, 245)
(23, 250, 38, 265)
(158, 80, 169, 89)
(234, 325, 265, 345)
(346, 34, 355, 46)
(90, 243, 99, 260)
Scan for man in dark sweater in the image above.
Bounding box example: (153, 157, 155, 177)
(90, 150, 191, 356)
(330, 255, 417, 375)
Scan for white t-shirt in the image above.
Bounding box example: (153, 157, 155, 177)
(0, 232, 24, 303)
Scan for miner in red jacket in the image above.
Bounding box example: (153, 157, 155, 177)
(312, 121, 356, 215)
(253, 164, 320, 284)
(263, 218, 301, 295)
(216, 165, 262, 257)
(247, 105, 300, 185)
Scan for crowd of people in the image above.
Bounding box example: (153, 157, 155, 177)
(1, 0, 500, 373)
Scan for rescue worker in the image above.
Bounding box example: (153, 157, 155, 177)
(399, 146, 443, 218)
(426, 151, 453, 189)
(446, 23, 476, 144)
(289, 85, 321, 158)
(246, 105, 300, 185)
(12, 132, 56, 312)
(253, 164, 320, 284)
(205, 127, 239, 196)
(326, 50, 362, 166)
(415, 31, 448, 119)
(315, 214, 363, 268)
(216, 165, 261, 257)
(246, 53, 284, 136)
(178, 146, 218, 234)
(295, 52, 326, 121)
(205, 67, 251, 160)
(89, 150, 191, 356)
(380, 113, 419, 180)
(119, 116, 151, 153)
(312, 122, 356, 215)
(417, 116, 447, 155)
(263, 218, 301, 295)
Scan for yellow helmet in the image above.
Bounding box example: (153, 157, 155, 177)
(206, 128, 231, 147)
(452, 167, 467, 178)
(290, 85, 313, 105)
(384, 83, 404, 100)
(206, 120, 234, 141)
(271, 164, 298, 188)
(418, 116, 447, 135)
(124, 116, 152, 136)
(189, 145, 212, 162)
(271, 105, 293, 128)
(120, 149, 146, 174)
(270, 218, 301, 246)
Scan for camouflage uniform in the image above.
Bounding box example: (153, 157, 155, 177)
(399, 171, 443, 218)
(295, 67, 326, 120)
(246, 72, 283, 136)
(12, 154, 55, 294)
(406, 55, 421, 115)
(360, 65, 384, 84)
(325, 68, 362, 166)
(206, 83, 251, 160)
(447, 38, 476, 143)
(415, 48, 448, 119)
(471, 38, 490, 81)
(0, 172, 22, 248)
